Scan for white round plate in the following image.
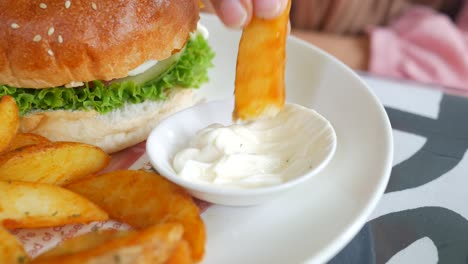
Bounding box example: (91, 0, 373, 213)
(197, 14, 393, 264)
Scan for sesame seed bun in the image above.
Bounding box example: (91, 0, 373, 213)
(0, 0, 199, 88)
(0, 0, 208, 153)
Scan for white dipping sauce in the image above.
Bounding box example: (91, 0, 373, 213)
(172, 104, 331, 189)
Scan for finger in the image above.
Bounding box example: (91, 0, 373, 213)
(210, 0, 253, 29)
(253, 0, 289, 19)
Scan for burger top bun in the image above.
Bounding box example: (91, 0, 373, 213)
(0, 0, 199, 88)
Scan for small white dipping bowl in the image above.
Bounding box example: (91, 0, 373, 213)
(146, 99, 337, 206)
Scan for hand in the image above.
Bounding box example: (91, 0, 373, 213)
(207, 0, 289, 28)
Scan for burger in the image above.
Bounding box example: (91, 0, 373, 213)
(0, 0, 214, 153)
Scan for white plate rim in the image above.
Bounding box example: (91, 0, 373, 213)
(289, 35, 394, 263)
(199, 14, 394, 264)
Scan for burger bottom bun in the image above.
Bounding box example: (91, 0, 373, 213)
(20, 89, 196, 153)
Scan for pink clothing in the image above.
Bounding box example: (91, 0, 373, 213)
(369, 3, 468, 92)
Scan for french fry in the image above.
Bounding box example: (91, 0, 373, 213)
(0, 96, 19, 153)
(67, 170, 206, 262)
(0, 180, 108, 229)
(233, 0, 291, 121)
(4, 133, 50, 152)
(0, 225, 29, 264)
(0, 142, 110, 186)
(31, 223, 183, 264)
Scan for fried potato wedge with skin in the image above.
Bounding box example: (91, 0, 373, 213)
(5, 133, 50, 152)
(0, 225, 29, 264)
(0, 96, 19, 153)
(37, 230, 134, 259)
(0, 142, 110, 186)
(233, 0, 291, 121)
(31, 223, 183, 264)
(165, 240, 193, 264)
(67, 170, 206, 262)
(0, 180, 108, 229)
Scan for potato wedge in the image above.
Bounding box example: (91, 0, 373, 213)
(4, 133, 50, 152)
(67, 170, 206, 262)
(0, 96, 19, 153)
(0, 142, 110, 186)
(0, 224, 29, 264)
(31, 223, 183, 264)
(0, 180, 108, 229)
(37, 230, 133, 259)
(233, 0, 291, 121)
(165, 240, 192, 264)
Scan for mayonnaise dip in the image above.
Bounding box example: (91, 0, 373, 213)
(172, 104, 332, 189)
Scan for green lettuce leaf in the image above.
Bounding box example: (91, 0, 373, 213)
(0, 35, 214, 116)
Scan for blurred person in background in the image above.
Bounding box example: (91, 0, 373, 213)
(204, 0, 468, 92)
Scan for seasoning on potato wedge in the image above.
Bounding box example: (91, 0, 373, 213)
(37, 229, 132, 259)
(4, 133, 50, 153)
(0, 180, 108, 229)
(0, 96, 19, 154)
(31, 223, 183, 264)
(0, 224, 29, 264)
(233, 0, 291, 121)
(66, 170, 206, 262)
(0, 142, 110, 186)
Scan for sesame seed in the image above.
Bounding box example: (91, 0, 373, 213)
(91, 2, 97, 10)
(58, 35, 63, 43)
(65, 0, 71, 9)
(48, 27, 55, 36)
(47, 49, 54, 56)
(11, 23, 20, 29)
(39, 3, 47, 9)
(33, 35, 42, 42)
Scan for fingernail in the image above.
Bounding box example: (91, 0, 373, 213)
(254, 0, 287, 19)
(220, 0, 248, 28)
